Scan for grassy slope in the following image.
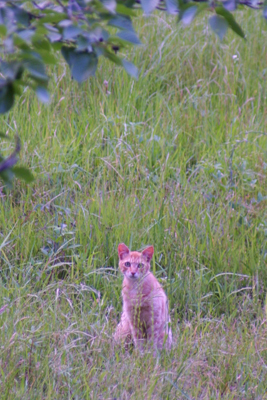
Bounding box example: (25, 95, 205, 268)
(1, 9, 267, 399)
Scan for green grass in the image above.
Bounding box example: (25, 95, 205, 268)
(1, 8, 267, 399)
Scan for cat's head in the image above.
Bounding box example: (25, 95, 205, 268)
(118, 243, 154, 281)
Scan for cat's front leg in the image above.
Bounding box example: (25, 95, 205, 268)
(114, 312, 132, 346)
(131, 327, 146, 352)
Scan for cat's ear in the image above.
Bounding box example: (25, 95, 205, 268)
(118, 243, 130, 260)
(142, 246, 154, 262)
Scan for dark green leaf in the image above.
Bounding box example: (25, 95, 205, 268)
(58, 19, 73, 28)
(103, 50, 122, 65)
(140, 0, 159, 14)
(122, 59, 138, 79)
(13, 35, 31, 50)
(32, 36, 51, 51)
(181, 6, 198, 25)
(47, 32, 62, 43)
(43, 22, 59, 32)
(72, 52, 98, 82)
(101, 0, 116, 13)
(17, 29, 35, 43)
(215, 7, 245, 39)
(0, 24, 7, 36)
(0, 8, 4, 25)
(13, 82, 23, 96)
(179, 3, 208, 23)
(75, 0, 87, 9)
(23, 58, 48, 81)
(166, 0, 179, 14)
(61, 46, 75, 68)
(35, 25, 49, 35)
(116, 4, 136, 16)
(223, 0, 236, 11)
(94, 46, 105, 57)
(12, 166, 34, 183)
(36, 86, 50, 103)
(0, 61, 22, 81)
(0, 83, 14, 114)
(15, 66, 24, 80)
(4, 37, 14, 52)
(124, 0, 136, 7)
(51, 41, 63, 51)
(108, 15, 134, 32)
(62, 48, 98, 82)
(86, 27, 109, 43)
(117, 30, 141, 45)
(41, 13, 67, 23)
(209, 15, 228, 40)
(38, 50, 57, 65)
(63, 25, 83, 40)
(107, 36, 126, 48)
(97, 11, 111, 19)
(0, 169, 14, 185)
(76, 36, 90, 51)
(12, 6, 29, 26)
(68, 0, 83, 13)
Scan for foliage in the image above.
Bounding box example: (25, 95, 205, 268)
(0, 0, 143, 184)
(0, 0, 266, 184)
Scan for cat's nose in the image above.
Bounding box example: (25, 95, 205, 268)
(131, 272, 136, 276)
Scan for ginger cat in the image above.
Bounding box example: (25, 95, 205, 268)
(114, 243, 172, 352)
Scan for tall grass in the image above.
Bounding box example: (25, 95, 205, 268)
(1, 9, 267, 399)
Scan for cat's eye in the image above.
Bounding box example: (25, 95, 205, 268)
(125, 262, 131, 267)
(138, 263, 144, 269)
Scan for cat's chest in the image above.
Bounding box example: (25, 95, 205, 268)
(123, 288, 152, 315)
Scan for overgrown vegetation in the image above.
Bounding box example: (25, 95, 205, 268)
(1, 9, 267, 399)
(0, 0, 252, 184)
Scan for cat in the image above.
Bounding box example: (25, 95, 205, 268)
(114, 243, 172, 352)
